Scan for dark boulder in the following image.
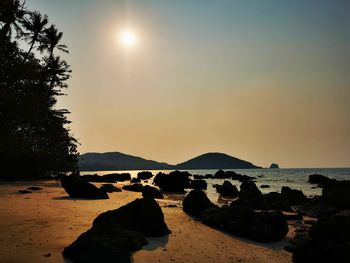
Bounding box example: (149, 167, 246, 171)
(182, 190, 216, 217)
(281, 186, 308, 205)
(322, 180, 350, 209)
(215, 181, 239, 197)
(260, 192, 292, 211)
(130, 178, 141, 183)
(308, 174, 334, 186)
(63, 225, 147, 263)
(295, 203, 338, 218)
(100, 184, 121, 193)
(27, 186, 42, 191)
(153, 171, 191, 192)
(61, 175, 109, 199)
(202, 205, 289, 242)
(248, 211, 289, 242)
(292, 210, 350, 263)
(137, 171, 153, 180)
(93, 198, 171, 237)
(142, 185, 163, 199)
(122, 184, 144, 192)
(236, 181, 263, 208)
(189, 179, 207, 190)
(63, 198, 171, 263)
(214, 169, 231, 179)
(269, 163, 279, 169)
(193, 174, 205, 180)
(82, 173, 131, 183)
(18, 190, 32, 194)
(204, 174, 214, 179)
(260, 185, 270, 188)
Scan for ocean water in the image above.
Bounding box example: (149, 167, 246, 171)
(81, 168, 350, 204)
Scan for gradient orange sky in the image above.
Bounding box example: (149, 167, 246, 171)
(27, 0, 350, 168)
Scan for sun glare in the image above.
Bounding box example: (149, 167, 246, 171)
(119, 30, 137, 48)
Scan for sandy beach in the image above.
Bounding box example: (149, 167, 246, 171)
(0, 180, 292, 263)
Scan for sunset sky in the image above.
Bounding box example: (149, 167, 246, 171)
(27, 0, 350, 168)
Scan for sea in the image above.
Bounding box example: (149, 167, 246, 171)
(81, 168, 350, 205)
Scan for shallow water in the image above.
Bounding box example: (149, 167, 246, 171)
(81, 168, 350, 204)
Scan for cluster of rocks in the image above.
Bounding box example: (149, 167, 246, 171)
(80, 173, 131, 183)
(287, 174, 350, 262)
(182, 189, 289, 242)
(18, 186, 43, 194)
(63, 197, 170, 263)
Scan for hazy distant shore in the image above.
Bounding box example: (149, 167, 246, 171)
(0, 180, 292, 263)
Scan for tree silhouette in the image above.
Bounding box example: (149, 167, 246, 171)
(0, 0, 78, 179)
(21, 11, 48, 61)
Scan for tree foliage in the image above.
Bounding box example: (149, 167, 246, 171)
(0, 0, 78, 179)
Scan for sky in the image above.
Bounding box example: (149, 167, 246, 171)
(26, 0, 350, 168)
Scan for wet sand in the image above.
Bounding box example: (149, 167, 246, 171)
(0, 180, 292, 263)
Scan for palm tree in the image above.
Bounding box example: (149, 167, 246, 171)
(44, 55, 71, 89)
(38, 25, 68, 60)
(21, 11, 48, 61)
(0, 0, 26, 38)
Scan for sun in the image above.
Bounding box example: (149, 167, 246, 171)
(119, 30, 137, 48)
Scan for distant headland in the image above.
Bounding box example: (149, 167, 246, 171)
(78, 152, 261, 171)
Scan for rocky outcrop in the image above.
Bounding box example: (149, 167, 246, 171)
(189, 179, 207, 190)
(182, 189, 216, 217)
(100, 184, 121, 193)
(153, 171, 191, 192)
(215, 181, 239, 197)
(308, 174, 334, 186)
(137, 171, 153, 180)
(63, 198, 170, 263)
(269, 163, 279, 169)
(281, 186, 308, 205)
(61, 175, 109, 199)
(81, 173, 131, 183)
(141, 185, 163, 199)
(202, 205, 289, 242)
(93, 198, 171, 237)
(322, 180, 350, 209)
(122, 184, 144, 192)
(291, 210, 350, 263)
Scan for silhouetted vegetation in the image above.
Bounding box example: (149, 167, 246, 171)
(0, 0, 78, 179)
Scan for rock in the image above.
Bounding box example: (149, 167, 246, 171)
(238, 181, 263, 206)
(260, 185, 270, 188)
(322, 180, 350, 209)
(183, 190, 216, 217)
(260, 192, 292, 211)
(202, 205, 289, 242)
(214, 169, 231, 179)
(122, 184, 144, 192)
(189, 179, 207, 190)
(193, 174, 205, 180)
(296, 203, 338, 218)
(248, 210, 289, 242)
(61, 175, 109, 199)
(292, 210, 350, 263)
(63, 222, 147, 263)
(81, 173, 131, 183)
(93, 198, 171, 237)
(215, 181, 239, 197)
(142, 185, 163, 199)
(269, 163, 279, 169)
(100, 184, 121, 193)
(281, 186, 308, 205)
(130, 178, 141, 183)
(283, 212, 303, 221)
(18, 190, 32, 194)
(153, 171, 191, 192)
(204, 174, 214, 179)
(137, 171, 153, 180)
(27, 187, 42, 190)
(308, 174, 334, 186)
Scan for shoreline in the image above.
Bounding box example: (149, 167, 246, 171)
(0, 180, 292, 263)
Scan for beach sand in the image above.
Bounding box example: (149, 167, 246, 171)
(0, 180, 292, 263)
